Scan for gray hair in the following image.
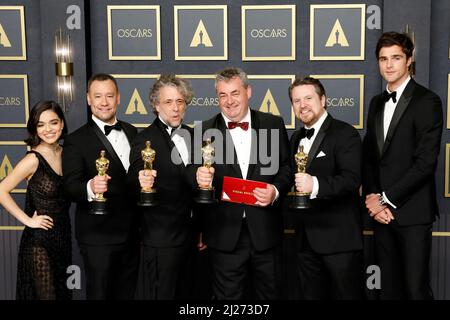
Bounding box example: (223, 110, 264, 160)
(215, 67, 249, 89)
(149, 74, 193, 115)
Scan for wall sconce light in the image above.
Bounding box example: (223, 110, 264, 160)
(403, 24, 416, 76)
(55, 27, 73, 111)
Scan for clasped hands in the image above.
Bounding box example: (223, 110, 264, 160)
(365, 193, 394, 225)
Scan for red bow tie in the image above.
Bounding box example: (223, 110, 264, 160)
(228, 121, 249, 131)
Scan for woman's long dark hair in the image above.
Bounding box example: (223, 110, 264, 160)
(24, 100, 68, 147)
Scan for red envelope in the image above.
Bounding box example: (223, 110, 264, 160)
(221, 176, 268, 206)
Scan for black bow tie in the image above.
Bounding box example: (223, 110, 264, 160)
(104, 122, 122, 136)
(382, 90, 397, 103)
(162, 122, 178, 137)
(299, 127, 315, 140)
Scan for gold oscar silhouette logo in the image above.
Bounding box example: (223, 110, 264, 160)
(259, 89, 280, 116)
(0, 154, 13, 180)
(0, 23, 12, 48)
(190, 20, 213, 47)
(325, 19, 349, 47)
(125, 88, 148, 115)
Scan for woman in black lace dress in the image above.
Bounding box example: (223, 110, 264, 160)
(0, 101, 71, 300)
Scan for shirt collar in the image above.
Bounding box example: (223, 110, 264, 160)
(221, 108, 251, 127)
(92, 115, 118, 134)
(305, 110, 328, 132)
(158, 116, 181, 135)
(386, 76, 411, 100)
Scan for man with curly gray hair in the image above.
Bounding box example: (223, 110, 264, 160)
(128, 74, 200, 299)
(149, 74, 193, 117)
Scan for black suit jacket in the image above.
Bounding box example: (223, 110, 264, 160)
(189, 109, 291, 252)
(62, 120, 137, 245)
(362, 79, 443, 225)
(128, 118, 195, 247)
(290, 115, 363, 255)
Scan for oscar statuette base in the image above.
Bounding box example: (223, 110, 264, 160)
(138, 190, 158, 207)
(289, 192, 311, 210)
(90, 200, 108, 215)
(194, 187, 217, 204)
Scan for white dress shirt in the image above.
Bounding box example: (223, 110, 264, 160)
(87, 115, 131, 201)
(159, 116, 190, 166)
(298, 111, 329, 199)
(222, 111, 252, 179)
(383, 76, 411, 140)
(160, 117, 192, 217)
(222, 110, 279, 213)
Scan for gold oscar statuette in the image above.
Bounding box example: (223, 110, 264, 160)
(90, 150, 109, 215)
(138, 141, 158, 207)
(194, 138, 217, 204)
(290, 145, 311, 209)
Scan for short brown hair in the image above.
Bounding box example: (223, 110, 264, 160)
(288, 76, 326, 103)
(375, 32, 414, 59)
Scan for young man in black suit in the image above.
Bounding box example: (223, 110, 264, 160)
(62, 73, 139, 299)
(289, 77, 364, 299)
(195, 67, 291, 299)
(128, 75, 201, 299)
(363, 32, 443, 299)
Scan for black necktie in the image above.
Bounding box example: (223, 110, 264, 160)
(382, 90, 397, 103)
(104, 122, 122, 136)
(300, 127, 315, 140)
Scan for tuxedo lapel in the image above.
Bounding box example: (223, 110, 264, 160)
(180, 124, 193, 165)
(246, 110, 259, 179)
(382, 80, 415, 155)
(292, 130, 302, 157)
(88, 121, 126, 173)
(306, 115, 331, 171)
(154, 118, 175, 148)
(119, 120, 134, 145)
(153, 118, 187, 169)
(374, 97, 385, 156)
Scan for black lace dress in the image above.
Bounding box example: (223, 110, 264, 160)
(16, 151, 72, 300)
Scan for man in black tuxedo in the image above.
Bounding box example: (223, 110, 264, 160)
(363, 32, 443, 299)
(62, 73, 139, 299)
(128, 75, 201, 299)
(288, 77, 364, 299)
(194, 67, 291, 299)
